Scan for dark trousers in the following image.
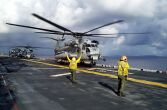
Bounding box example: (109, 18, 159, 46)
(118, 76, 127, 95)
(70, 69, 76, 82)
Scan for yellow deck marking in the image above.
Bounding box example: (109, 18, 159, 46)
(87, 68, 97, 70)
(22, 59, 167, 88)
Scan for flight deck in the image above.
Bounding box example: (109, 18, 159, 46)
(0, 57, 167, 110)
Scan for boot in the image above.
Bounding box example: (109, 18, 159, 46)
(117, 91, 121, 96)
(121, 92, 126, 97)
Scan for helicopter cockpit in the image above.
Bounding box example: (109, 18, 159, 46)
(81, 39, 100, 64)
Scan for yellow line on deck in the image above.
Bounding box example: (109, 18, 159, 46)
(87, 68, 97, 70)
(22, 59, 167, 88)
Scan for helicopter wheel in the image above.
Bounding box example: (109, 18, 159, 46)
(80, 61, 85, 65)
(90, 61, 96, 67)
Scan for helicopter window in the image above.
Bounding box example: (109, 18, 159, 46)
(86, 48, 90, 53)
(91, 44, 95, 47)
(86, 44, 91, 47)
(91, 40, 99, 45)
(82, 45, 86, 50)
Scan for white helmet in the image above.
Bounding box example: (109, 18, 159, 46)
(121, 56, 127, 61)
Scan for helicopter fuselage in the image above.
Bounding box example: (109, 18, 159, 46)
(54, 39, 100, 65)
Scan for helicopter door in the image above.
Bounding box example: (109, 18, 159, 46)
(86, 44, 91, 53)
(86, 48, 90, 53)
(82, 45, 86, 50)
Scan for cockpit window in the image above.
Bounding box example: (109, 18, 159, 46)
(86, 48, 90, 53)
(91, 44, 95, 47)
(86, 44, 91, 47)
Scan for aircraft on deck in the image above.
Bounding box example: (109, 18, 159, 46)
(1, 45, 52, 59)
(6, 13, 149, 65)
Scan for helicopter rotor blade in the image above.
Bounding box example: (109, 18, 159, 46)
(35, 31, 73, 36)
(6, 23, 63, 34)
(86, 36, 118, 38)
(83, 20, 124, 34)
(32, 13, 73, 33)
(15, 45, 52, 49)
(35, 32, 62, 34)
(30, 46, 53, 49)
(40, 37, 59, 41)
(86, 32, 151, 36)
(15, 46, 30, 48)
(15, 46, 34, 49)
(36, 32, 150, 37)
(40, 37, 65, 41)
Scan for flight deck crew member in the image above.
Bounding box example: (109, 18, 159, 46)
(66, 53, 82, 83)
(117, 56, 129, 96)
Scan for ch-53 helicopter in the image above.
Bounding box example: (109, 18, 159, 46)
(2, 45, 51, 59)
(9, 46, 34, 58)
(6, 13, 149, 65)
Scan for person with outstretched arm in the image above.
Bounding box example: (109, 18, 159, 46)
(66, 52, 82, 83)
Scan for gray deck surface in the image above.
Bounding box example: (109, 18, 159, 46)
(0, 57, 167, 110)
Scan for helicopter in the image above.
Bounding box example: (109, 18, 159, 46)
(9, 46, 37, 58)
(2, 45, 51, 59)
(40, 36, 102, 65)
(6, 13, 149, 65)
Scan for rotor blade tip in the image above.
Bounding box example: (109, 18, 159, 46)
(119, 20, 124, 22)
(32, 13, 38, 17)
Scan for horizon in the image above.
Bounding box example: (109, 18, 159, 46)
(0, 0, 167, 56)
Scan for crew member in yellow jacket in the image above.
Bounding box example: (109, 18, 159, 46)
(66, 53, 82, 83)
(117, 56, 130, 96)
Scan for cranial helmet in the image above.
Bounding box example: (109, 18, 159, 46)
(121, 56, 127, 61)
(72, 57, 76, 61)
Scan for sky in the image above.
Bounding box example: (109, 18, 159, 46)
(0, 0, 167, 56)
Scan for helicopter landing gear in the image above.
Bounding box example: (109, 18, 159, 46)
(90, 61, 96, 67)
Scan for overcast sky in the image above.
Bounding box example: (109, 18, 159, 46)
(0, 0, 167, 56)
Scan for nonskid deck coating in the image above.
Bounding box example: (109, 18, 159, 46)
(0, 57, 167, 110)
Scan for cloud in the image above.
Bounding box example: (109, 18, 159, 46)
(0, 0, 167, 56)
(95, 0, 156, 17)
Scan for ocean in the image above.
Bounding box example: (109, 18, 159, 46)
(97, 56, 167, 71)
(40, 55, 167, 71)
